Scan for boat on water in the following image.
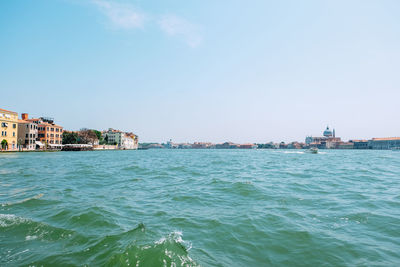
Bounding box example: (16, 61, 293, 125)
(308, 147, 318, 154)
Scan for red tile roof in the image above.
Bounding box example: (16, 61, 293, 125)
(372, 137, 400, 141)
(0, 108, 18, 114)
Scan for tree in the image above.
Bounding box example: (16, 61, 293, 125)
(78, 129, 98, 145)
(92, 129, 106, 144)
(62, 131, 79, 144)
(92, 130, 102, 141)
(1, 139, 8, 150)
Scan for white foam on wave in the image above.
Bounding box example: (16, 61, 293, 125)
(155, 230, 192, 251)
(0, 213, 27, 227)
(25, 235, 37, 241)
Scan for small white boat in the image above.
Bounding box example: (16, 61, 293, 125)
(308, 147, 318, 154)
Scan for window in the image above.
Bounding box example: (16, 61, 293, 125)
(56, 134, 59, 138)
(13, 124, 16, 129)
(4, 131, 6, 136)
(51, 128, 54, 132)
(47, 127, 49, 131)
(1, 122, 7, 127)
(13, 132, 15, 137)
(26, 134, 28, 138)
(26, 125, 29, 129)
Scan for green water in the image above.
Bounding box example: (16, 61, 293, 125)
(1, 150, 400, 266)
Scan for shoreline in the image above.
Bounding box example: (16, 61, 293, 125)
(1, 148, 397, 153)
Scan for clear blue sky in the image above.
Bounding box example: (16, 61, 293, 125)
(1, 0, 399, 143)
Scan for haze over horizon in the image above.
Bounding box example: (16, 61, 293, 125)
(1, 0, 399, 143)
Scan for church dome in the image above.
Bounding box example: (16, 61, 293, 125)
(323, 126, 333, 137)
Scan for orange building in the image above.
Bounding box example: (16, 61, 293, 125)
(26, 116, 63, 147)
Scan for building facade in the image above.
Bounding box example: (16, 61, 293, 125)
(103, 129, 139, 149)
(368, 137, 400, 150)
(124, 132, 139, 149)
(18, 113, 38, 150)
(0, 108, 19, 151)
(350, 140, 369, 149)
(27, 116, 63, 148)
(305, 126, 342, 149)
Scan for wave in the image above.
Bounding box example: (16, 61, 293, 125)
(105, 230, 198, 267)
(1, 193, 44, 207)
(24, 225, 199, 267)
(0, 213, 77, 243)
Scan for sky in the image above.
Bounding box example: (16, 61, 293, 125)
(1, 0, 400, 143)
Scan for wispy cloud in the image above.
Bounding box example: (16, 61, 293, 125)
(91, 1, 203, 47)
(159, 15, 203, 47)
(92, 0, 146, 29)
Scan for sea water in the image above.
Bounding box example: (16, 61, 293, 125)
(1, 150, 400, 266)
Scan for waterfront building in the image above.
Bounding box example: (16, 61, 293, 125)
(102, 128, 138, 149)
(27, 116, 63, 149)
(350, 140, 369, 149)
(279, 142, 287, 149)
(192, 142, 214, 149)
(287, 142, 304, 149)
(18, 113, 38, 150)
(0, 108, 18, 151)
(165, 139, 179, 149)
(178, 143, 193, 149)
(257, 142, 276, 149)
(368, 137, 400, 150)
(125, 132, 139, 149)
(216, 142, 239, 149)
(305, 126, 342, 149)
(121, 134, 135, 149)
(337, 142, 354, 149)
(239, 144, 258, 149)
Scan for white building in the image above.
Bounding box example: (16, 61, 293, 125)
(103, 128, 138, 150)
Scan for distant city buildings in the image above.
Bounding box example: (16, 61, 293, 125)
(138, 125, 399, 151)
(1, 107, 399, 152)
(305, 126, 342, 149)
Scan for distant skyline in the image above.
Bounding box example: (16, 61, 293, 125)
(1, 0, 399, 143)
